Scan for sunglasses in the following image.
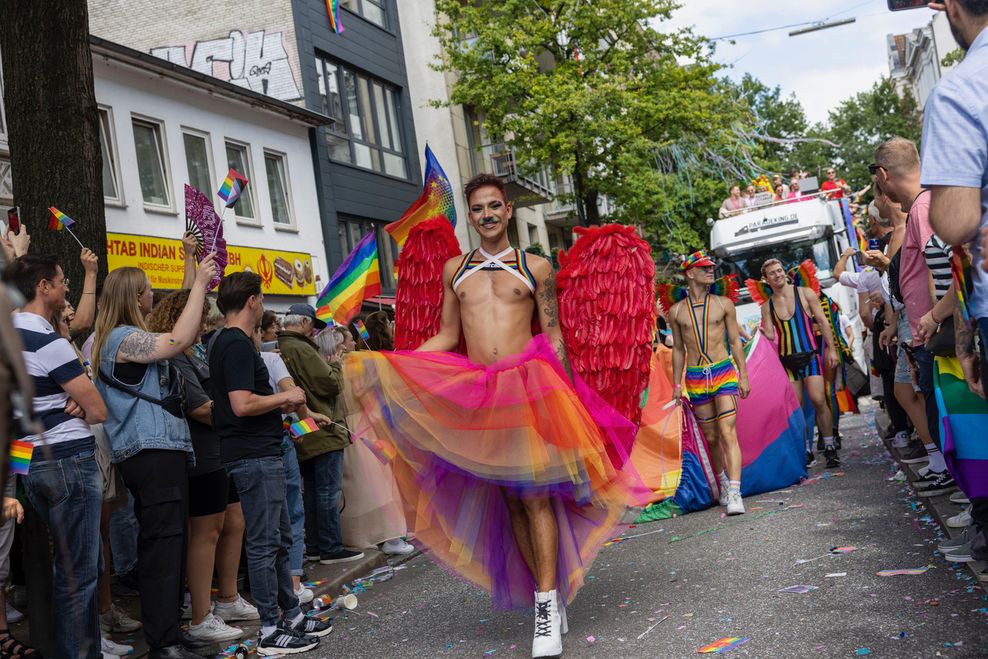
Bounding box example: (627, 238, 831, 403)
(868, 163, 885, 175)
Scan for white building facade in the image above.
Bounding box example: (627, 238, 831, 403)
(887, 11, 960, 111)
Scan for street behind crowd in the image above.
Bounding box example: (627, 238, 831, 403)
(315, 406, 987, 659)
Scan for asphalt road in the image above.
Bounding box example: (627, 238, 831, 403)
(312, 403, 988, 658)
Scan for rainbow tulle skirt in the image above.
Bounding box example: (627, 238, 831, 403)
(343, 335, 643, 610)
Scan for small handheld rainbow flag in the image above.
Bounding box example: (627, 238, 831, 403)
(354, 319, 370, 343)
(48, 207, 76, 232)
(289, 418, 321, 438)
(217, 169, 249, 209)
(9, 440, 34, 476)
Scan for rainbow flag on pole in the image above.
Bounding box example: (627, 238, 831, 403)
(385, 145, 456, 247)
(325, 0, 343, 33)
(217, 169, 249, 208)
(289, 418, 320, 438)
(316, 232, 381, 325)
(48, 207, 76, 232)
(9, 440, 33, 475)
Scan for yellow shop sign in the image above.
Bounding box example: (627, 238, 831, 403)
(106, 233, 317, 296)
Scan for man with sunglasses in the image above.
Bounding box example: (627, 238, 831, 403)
(820, 167, 852, 200)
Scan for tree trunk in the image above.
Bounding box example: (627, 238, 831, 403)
(571, 156, 601, 227)
(582, 188, 600, 226)
(0, 0, 107, 290)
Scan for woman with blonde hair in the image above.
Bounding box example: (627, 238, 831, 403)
(146, 290, 255, 645)
(314, 327, 413, 556)
(92, 255, 217, 659)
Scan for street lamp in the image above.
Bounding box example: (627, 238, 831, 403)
(789, 17, 857, 37)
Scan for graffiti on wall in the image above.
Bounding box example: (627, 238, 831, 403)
(151, 30, 302, 102)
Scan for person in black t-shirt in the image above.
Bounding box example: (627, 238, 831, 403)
(209, 272, 331, 655)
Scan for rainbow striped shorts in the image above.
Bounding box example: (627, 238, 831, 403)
(685, 357, 740, 407)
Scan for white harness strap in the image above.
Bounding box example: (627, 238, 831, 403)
(452, 247, 535, 293)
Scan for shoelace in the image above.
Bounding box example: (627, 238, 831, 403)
(534, 600, 552, 638)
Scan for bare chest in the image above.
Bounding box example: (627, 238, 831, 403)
(456, 269, 533, 307)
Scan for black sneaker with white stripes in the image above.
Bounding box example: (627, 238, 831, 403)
(915, 470, 957, 497)
(257, 622, 319, 656)
(289, 614, 333, 638)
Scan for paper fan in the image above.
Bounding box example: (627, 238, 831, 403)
(185, 213, 205, 258)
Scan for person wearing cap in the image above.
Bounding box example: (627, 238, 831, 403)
(277, 304, 363, 565)
(667, 251, 750, 515)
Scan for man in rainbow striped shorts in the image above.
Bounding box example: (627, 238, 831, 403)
(669, 251, 750, 515)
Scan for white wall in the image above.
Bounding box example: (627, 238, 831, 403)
(92, 54, 328, 303)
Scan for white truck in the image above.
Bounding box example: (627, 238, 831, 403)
(709, 195, 867, 368)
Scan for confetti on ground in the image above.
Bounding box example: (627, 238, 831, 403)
(825, 573, 847, 578)
(877, 566, 932, 577)
(855, 649, 872, 655)
(636, 615, 669, 640)
(778, 585, 818, 593)
(586, 635, 596, 645)
(830, 546, 857, 554)
(697, 637, 751, 654)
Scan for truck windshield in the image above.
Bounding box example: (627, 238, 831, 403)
(719, 239, 837, 301)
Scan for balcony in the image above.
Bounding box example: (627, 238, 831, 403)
(484, 145, 552, 208)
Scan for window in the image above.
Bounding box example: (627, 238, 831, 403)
(132, 117, 171, 209)
(98, 108, 123, 204)
(528, 223, 539, 247)
(264, 150, 294, 227)
(183, 130, 213, 198)
(337, 217, 396, 292)
(224, 141, 256, 220)
(315, 56, 408, 179)
(341, 0, 386, 28)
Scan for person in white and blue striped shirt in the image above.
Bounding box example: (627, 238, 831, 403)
(4, 254, 106, 658)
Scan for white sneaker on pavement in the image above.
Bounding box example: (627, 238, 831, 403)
(726, 490, 745, 516)
(5, 602, 24, 624)
(100, 604, 143, 633)
(213, 595, 260, 622)
(295, 584, 314, 605)
(946, 506, 973, 529)
(185, 612, 243, 644)
(532, 590, 562, 658)
(381, 538, 416, 556)
(718, 478, 730, 507)
(101, 635, 134, 657)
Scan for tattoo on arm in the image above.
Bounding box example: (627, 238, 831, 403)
(538, 271, 559, 329)
(118, 331, 163, 362)
(955, 306, 975, 358)
(554, 338, 572, 380)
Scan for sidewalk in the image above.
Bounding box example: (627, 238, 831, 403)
(9, 543, 423, 657)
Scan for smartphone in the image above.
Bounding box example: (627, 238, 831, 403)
(887, 0, 929, 10)
(6, 208, 19, 234)
(868, 238, 881, 251)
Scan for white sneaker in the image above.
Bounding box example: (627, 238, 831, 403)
(532, 591, 562, 658)
(185, 612, 243, 644)
(295, 585, 314, 605)
(381, 538, 416, 556)
(5, 602, 24, 624)
(213, 595, 260, 622)
(891, 431, 910, 449)
(726, 490, 745, 516)
(101, 635, 134, 657)
(100, 604, 143, 633)
(718, 479, 730, 507)
(950, 491, 971, 504)
(557, 592, 568, 636)
(946, 506, 973, 529)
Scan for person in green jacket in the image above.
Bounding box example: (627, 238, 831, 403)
(277, 304, 363, 565)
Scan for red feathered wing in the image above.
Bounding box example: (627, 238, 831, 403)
(393, 217, 462, 351)
(557, 225, 656, 437)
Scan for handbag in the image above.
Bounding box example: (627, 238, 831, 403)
(926, 315, 956, 357)
(99, 361, 187, 418)
(780, 351, 816, 372)
(844, 362, 870, 398)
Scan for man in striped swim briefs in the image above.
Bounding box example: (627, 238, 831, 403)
(669, 251, 750, 515)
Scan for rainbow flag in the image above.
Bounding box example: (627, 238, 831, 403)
(9, 440, 33, 475)
(316, 232, 381, 325)
(217, 168, 249, 208)
(385, 145, 456, 247)
(325, 0, 343, 33)
(354, 319, 370, 343)
(951, 245, 974, 322)
(697, 637, 751, 654)
(289, 418, 321, 438)
(48, 207, 75, 232)
(935, 356, 988, 499)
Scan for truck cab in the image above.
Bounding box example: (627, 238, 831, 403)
(710, 195, 866, 368)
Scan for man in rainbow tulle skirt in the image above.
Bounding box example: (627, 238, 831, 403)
(343, 174, 642, 658)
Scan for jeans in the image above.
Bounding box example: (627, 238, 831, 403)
(225, 456, 301, 628)
(109, 490, 139, 575)
(23, 448, 102, 659)
(912, 344, 941, 449)
(281, 439, 305, 577)
(300, 449, 345, 557)
(118, 449, 189, 651)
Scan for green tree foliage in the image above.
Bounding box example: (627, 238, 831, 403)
(433, 0, 740, 240)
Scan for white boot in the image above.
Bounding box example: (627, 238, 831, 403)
(532, 590, 562, 658)
(557, 592, 568, 635)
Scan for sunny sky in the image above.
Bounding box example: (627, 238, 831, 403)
(662, 0, 942, 125)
